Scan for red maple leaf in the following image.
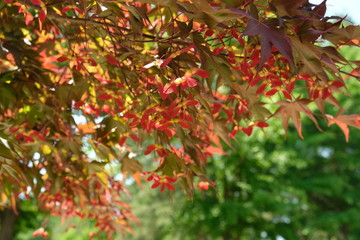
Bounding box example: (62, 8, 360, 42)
(242, 18, 294, 69)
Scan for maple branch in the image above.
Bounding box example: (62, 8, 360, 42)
(16, 0, 198, 46)
(16, 0, 187, 45)
(102, 19, 136, 99)
(340, 70, 360, 80)
(16, 0, 154, 38)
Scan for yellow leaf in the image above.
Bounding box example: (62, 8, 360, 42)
(96, 172, 108, 185)
(41, 144, 52, 155)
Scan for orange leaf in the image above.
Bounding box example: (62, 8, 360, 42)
(77, 122, 96, 134)
(326, 114, 360, 142)
(11, 194, 18, 215)
(206, 145, 227, 155)
(197, 181, 211, 190)
(132, 172, 142, 187)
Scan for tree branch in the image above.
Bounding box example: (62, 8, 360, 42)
(340, 70, 360, 80)
(16, 0, 192, 45)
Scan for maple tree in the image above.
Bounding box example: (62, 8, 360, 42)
(0, 0, 360, 238)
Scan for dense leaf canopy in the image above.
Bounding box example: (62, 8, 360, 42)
(0, 0, 359, 238)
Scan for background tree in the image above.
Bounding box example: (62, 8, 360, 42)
(0, 0, 360, 238)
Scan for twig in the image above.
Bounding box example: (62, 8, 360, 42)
(340, 70, 360, 80)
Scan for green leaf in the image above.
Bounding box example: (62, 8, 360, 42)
(0, 139, 14, 159)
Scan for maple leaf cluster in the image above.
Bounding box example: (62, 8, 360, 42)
(0, 0, 359, 238)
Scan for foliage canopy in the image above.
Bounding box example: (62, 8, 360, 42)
(0, 0, 359, 238)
